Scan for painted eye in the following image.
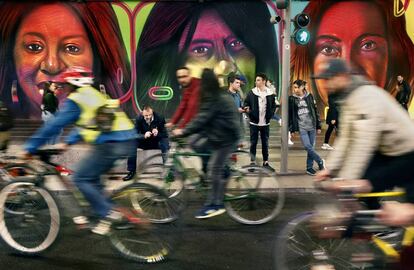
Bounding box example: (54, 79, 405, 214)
(26, 43, 43, 53)
(320, 45, 340, 57)
(191, 46, 209, 56)
(361, 40, 377, 51)
(65, 45, 81, 54)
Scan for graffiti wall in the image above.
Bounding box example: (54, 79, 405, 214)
(0, 1, 413, 119)
(0, 1, 280, 119)
(290, 0, 414, 117)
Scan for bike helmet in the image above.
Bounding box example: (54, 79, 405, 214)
(61, 66, 94, 87)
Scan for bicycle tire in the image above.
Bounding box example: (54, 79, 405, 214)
(274, 212, 388, 270)
(109, 182, 180, 263)
(0, 181, 61, 255)
(224, 166, 284, 225)
(136, 153, 186, 223)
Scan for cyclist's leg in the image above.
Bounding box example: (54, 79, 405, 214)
(74, 140, 135, 218)
(188, 133, 210, 175)
(205, 144, 235, 206)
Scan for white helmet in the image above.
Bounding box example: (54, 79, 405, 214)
(61, 66, 94, 87)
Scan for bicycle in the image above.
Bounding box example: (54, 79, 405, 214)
(274, 180, 412, 270)
(0, 148, 179, 263)
(135, 138, 285, 225)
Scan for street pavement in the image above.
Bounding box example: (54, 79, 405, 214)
(0, 192, 325, 270)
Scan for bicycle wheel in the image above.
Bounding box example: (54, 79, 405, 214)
(274, 212, 388, 270)
(110, 183, 181, 263)
(0, 181, 61, 255)
(224, 166, 284, 225)
(136, 153, 186, 223)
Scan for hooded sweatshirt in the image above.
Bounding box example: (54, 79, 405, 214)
(244, 87, 276, 126)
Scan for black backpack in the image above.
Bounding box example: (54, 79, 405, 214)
(0, 101, 14, 131)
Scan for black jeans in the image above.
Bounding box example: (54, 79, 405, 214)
(324, 123, 337, 144)
(363, 151, 414, 205)
(127, 137, 169, 172)
(249, 124, 269, 163)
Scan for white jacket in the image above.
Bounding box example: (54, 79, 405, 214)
(328, 83, 414, 179)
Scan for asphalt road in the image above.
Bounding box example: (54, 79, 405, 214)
(0, 192, 322, 270)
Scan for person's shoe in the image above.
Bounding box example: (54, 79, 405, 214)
(263, 162, 275, 172)
(306, 168, 317, 176)
(288, 139, 294, 145)
(321, 143, 334, 150)
(122, 171, 136, 181)
(248, 162, 256, 172)
(195, 205, 226, 219)
(318, 159, 326, 170)
(91, 210, 134, 235)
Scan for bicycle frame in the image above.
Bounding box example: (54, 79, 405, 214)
(354, 190, 413, 261)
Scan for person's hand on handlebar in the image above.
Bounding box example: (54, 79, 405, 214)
(378, 201, 414, 226)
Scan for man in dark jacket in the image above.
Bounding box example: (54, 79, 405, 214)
(123, 105, 169, 180)
(244, 73, 277, 171)
(173, 69, 240, 219)
(289, 79, 325, 175)
(396, 75, 411, 110)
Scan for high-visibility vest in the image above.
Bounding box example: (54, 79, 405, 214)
(67, 86, 134, 143)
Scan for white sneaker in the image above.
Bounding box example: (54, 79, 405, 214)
(288, 140, 294, 145)
(321, 143, 334, 150)
(91, 220, 111, 235)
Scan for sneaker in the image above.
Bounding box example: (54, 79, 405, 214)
(263, 162, 275, 172)
(318, 159, 326, 170)
(195, 205, 226, 219)
(248, 162, 256, 172)
(91, 210, 132, 235)
(122, 171, 136, 181)
(288, 139, 294, 145)
(91, 219, 112, 235)
(321, 143, 334, 150)
(306, 168, 317, 176)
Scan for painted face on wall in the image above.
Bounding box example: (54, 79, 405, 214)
(14, 3, 93, 108)
(313, 1, 388, 104)
(179, 9, 256, 91)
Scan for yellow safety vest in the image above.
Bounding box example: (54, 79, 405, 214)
(67, 86, 134, 143)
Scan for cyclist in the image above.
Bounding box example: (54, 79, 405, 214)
(313, 58, 414, 227)
(23, 66, 137, 235)
(172, 68, 241, 219)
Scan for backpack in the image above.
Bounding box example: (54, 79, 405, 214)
(95, 99, 119, 133)
(0, 101, 14, 131)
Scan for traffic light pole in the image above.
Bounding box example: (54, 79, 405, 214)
(280, 3, 291, 173)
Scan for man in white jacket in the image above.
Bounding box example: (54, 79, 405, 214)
(314, 58, 414, 227)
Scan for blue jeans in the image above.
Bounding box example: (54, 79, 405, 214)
(299, 129, 323, 170)
(41, 111, 60, 144)
(73, 139, 136, 218)
(126, 137, 170, 171)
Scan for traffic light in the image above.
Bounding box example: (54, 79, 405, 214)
(293, 13, 310, 45)
(276, 0, 289, 9)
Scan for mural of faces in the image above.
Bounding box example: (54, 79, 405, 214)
(313, 1, 388, 104)
(136, 1, 279, 116)
(0, 2, 130, 118)
(291, 0, 414, 116)
(179, 9, 256, 89)
(13, 3, 93, 109)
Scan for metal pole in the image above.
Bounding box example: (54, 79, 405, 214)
(280, 2, 291, 173)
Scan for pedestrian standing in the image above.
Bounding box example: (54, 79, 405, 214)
(244, 73, 277, 172)
(322, 94, 339, 150)
(289, 79, 325, 175)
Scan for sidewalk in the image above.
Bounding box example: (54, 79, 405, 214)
(6, 141, 325, 192)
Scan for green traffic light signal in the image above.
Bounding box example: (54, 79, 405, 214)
(293, 13, 310, 45)
(294, 28, 310, 45)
